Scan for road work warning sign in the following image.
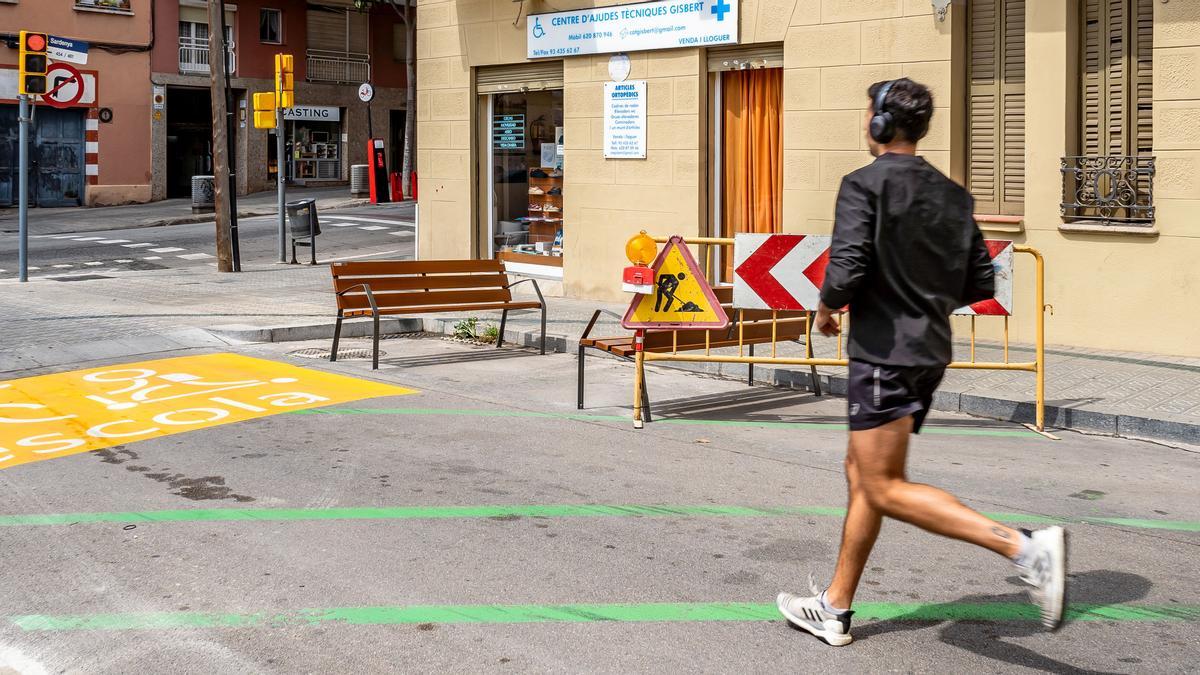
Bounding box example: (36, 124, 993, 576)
(0, 353, 415, 470)
(622, 235, 729, 330)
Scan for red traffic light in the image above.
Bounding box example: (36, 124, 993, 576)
(24, 33, 47, 52)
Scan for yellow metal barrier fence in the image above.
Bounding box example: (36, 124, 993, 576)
(632, 236, 1049, 433)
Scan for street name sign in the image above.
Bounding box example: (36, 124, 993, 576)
(47, 35, 89, 65)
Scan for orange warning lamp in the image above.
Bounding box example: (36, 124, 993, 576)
(623, 231, 658, 294)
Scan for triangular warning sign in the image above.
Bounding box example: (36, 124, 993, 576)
(622, 236, 730, 330)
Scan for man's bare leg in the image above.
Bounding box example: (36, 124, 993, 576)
(825, 445, 883, 609)
(825, 416, 1022, 609)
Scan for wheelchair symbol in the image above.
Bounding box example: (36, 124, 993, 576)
(533, 18, 545, 38)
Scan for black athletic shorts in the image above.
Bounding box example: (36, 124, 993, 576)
(847, 359, 946, 433)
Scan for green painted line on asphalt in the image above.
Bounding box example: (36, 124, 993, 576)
(0, 503, 1196, 532)
(292, 407, 1042, 438)
(10, 601, 1200, 632)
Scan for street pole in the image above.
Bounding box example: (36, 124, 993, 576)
(207, 0, 234, 272)
(218, 0, 241, 271)
(277, 106, 286, 263)
(17, 94, 30, 283)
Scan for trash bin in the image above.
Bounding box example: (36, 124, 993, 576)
(350, 164, 370, 195)
(191, 175, 215, 213)
(286, 198, 320, 264)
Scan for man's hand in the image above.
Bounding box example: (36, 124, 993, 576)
(815, 303, 840, 337)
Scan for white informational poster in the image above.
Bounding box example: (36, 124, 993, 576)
(528, 0, 738, 59)
(603, 80, 647, 159)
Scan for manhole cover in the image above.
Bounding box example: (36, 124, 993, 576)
(288, 348, 381, 361)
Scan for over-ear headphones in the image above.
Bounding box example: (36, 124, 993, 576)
(869, 80, 896, 144)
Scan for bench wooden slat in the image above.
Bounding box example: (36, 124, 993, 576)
(334, 273, 509, 294)
(345, 301, 543, 317)
(338, 288, 514, 311)
(331, 259, 503, 277)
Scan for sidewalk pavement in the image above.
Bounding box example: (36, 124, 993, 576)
(0, 185, 377, 235)
(0, 261, 1197, 447)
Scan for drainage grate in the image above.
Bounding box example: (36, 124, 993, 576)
(288, 347, 382, 360)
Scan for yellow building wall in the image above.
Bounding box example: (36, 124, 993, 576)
(418, 0, 1200, 357)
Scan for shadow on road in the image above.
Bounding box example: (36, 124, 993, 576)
(851, 570, 1150, 674)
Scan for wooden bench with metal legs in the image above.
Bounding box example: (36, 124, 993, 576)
(329, 259, 547, 369)
(577, 287, 820, 418)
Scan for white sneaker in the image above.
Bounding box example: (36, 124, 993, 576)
(1017, 526, 1069, 630)
(776, 574, 854, 646)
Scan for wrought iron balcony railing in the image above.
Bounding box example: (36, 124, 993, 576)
(305, 50, 371, 84)
(1060, 155, 1155, 225)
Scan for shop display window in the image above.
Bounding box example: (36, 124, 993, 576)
(488, 90, 564, 267)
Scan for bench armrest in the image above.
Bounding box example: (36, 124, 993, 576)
(504, 277, 546, 308)
(580, 309, 602, 341)
(336, 282, 379, 315)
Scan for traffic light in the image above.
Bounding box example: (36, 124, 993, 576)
(19, 31, 49, 96)
(252, 92, 277, 129)
(274, 54, 295, 109)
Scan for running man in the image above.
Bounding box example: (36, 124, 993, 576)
(776, 79, 1067, 646)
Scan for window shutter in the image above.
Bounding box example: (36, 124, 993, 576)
(1105, 0, 1127, 156)
(968, 0, 999, 214)
(1000, 0, 1025, 213)
(1081, 0, 1152, 157)
(348, 10, 369, 55)
(307, 8, 346, 52)
(1081, 0, 1103, 156)
(968, 0, 1024, 215)
(1134, 0, 1153, 155)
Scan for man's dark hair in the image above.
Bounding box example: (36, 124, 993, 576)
(867, 78, 934, 143)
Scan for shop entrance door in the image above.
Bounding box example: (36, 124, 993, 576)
(0, 105, 84, 208)
(166, 87, 214, 198)
(34, 107, 86, 207)
(708, 45, 784, 281)
(0, 105, 16, 207)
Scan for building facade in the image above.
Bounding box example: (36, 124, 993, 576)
(1, 0, 154, 207)
(416, 0, 1200, 357)
(1, 0, 410, 206)
(150, 0, 411, 200)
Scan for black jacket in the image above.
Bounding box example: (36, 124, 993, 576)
(819, 153, 994, 367)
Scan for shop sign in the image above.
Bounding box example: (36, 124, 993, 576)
(283, 105, 341, 122)
(493, 113, 525, 151)
(528, 0, 738, 59)
(603, 80, 646, 159)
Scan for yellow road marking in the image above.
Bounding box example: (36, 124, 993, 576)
(0, 353, 415, 470)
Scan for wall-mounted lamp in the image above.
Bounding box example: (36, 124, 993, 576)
(932, 0, 951, 21)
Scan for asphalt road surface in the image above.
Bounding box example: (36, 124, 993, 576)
(0, 203, 415, 281)
(0, 336, 1196, 673)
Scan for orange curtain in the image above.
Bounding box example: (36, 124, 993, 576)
(721, 68, 783, 278)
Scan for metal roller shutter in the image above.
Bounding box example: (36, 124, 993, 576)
(476, 62, 564, 94)
(706, 44, 784, 71)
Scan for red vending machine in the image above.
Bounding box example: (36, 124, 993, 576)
(367, 138, 391, 204)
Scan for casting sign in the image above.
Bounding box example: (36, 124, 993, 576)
(283, 105, 341, 122)
(528, 0, 738, 59)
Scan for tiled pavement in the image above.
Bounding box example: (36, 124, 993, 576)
(1, 263, 1198, 446)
